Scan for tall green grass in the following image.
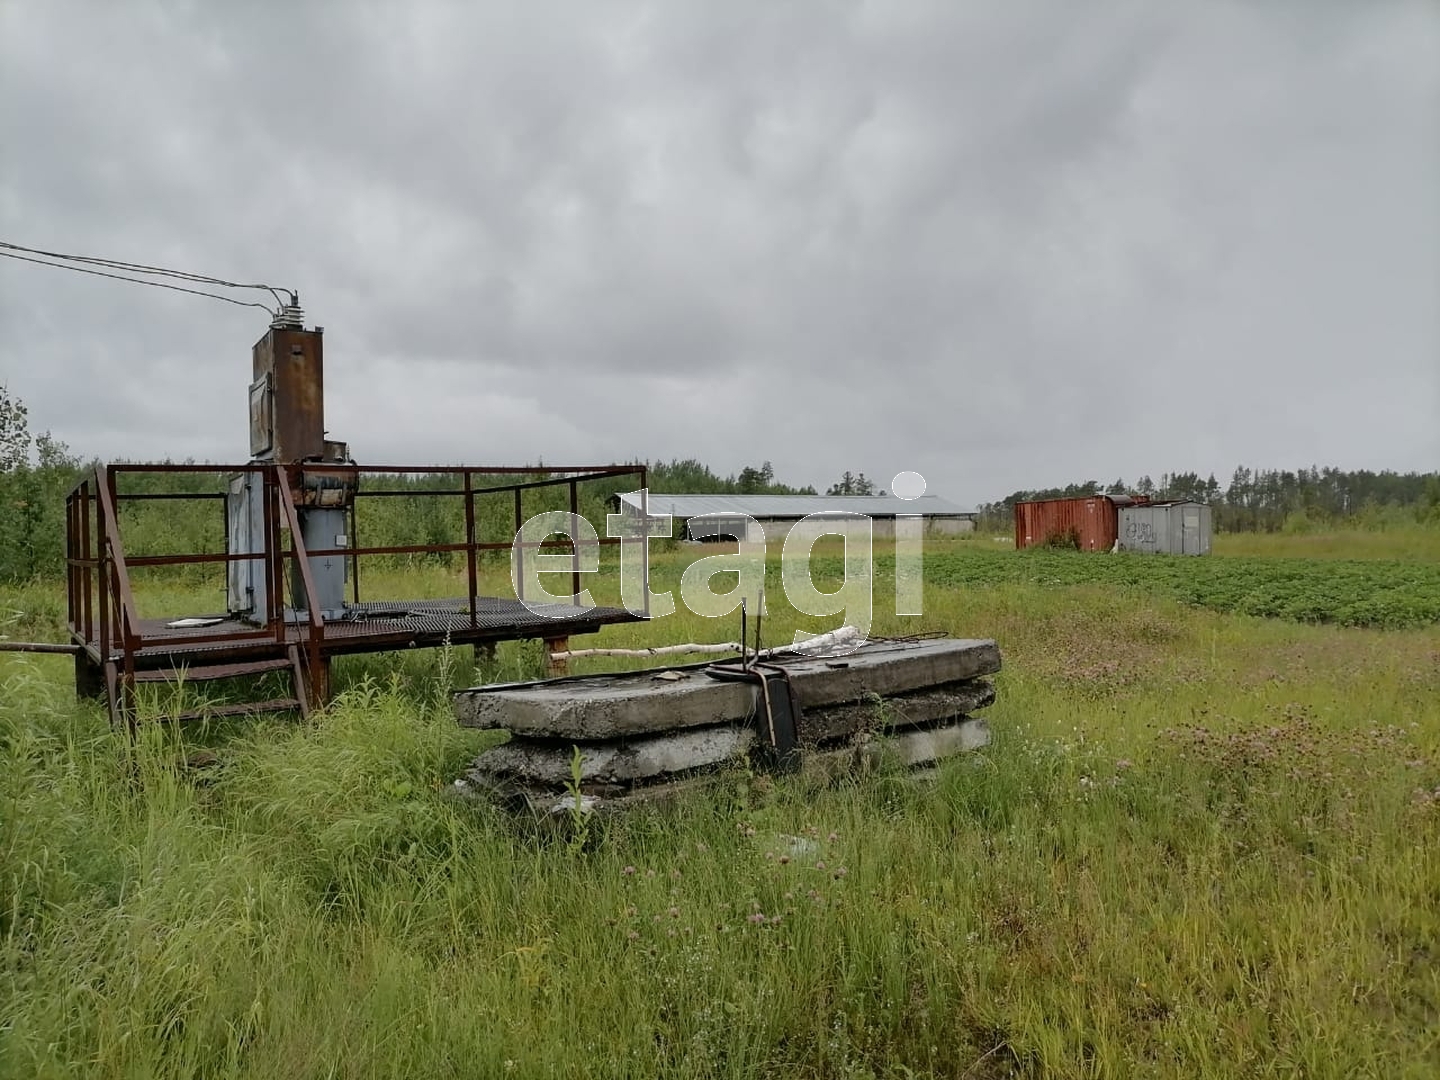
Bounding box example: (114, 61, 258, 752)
(2, 537, 1439, 1077)
(1213, 524, 1440, 562)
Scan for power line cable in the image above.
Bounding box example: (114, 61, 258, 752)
(0, 238, 290, 302)
(0, 249, 277, 311)
(0, 240, 292, 307)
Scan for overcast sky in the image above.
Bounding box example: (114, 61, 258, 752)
(1, 0, 1436, 505)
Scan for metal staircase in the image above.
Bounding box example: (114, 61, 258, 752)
(69, 463, 325, 734)
(102, 647, 310, 730)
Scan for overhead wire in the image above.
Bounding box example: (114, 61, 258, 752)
(0, 240, 293, 309)
(0, 249, 278, 312)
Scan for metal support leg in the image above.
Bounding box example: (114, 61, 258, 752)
(74, 653, 106, 700)
(307, 654, 332, 710)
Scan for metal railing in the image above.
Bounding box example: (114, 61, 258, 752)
(67, 464, 285, 658)
(64, 461, 651, 664)
(296, 463, 650, 623)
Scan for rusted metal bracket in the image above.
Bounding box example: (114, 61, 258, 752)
(705, 660, 802, 773)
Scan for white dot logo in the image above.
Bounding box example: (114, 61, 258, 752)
(891, 471, 926, 501)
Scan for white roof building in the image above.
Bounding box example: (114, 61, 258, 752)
(614, 493, 978, 542)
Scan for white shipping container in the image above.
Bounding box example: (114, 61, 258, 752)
(1117, 502, 1211, 556)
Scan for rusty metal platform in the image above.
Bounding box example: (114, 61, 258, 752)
(65, 458, 657, 726)
(78, 596, 643, 669)
(57, 311, 659, 729)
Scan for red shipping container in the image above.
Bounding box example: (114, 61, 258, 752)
(1013, 496, 1126, 551)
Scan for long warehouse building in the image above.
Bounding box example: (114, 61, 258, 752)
(614, 493, 978, 542)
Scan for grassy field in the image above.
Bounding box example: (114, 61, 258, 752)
(2, 530, 1438, 1078)
(1211, 526, 1440, 563)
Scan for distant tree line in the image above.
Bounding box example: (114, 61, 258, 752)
(826, 471, 884, 496)
(0, 383, 835, 586)
(649, 460, 887, 498)
(646, 458, 817, 495)
(1, 383, 86, 581)
(8, 373, 1436, 584)
(977, 467, 1440, 533)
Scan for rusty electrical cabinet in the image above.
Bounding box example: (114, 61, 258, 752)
(62, 302, 650, 729)
(250, 326, 325, 462)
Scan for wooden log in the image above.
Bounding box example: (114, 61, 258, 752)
(548, 625, 864, 662)
(544, 636, 570, 677)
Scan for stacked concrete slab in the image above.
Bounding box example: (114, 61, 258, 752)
(453, 638, 1001, 813)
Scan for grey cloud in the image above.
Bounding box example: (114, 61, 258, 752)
(1, 0, 1436, 501)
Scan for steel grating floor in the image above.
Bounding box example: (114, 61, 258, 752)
(84, 596, 644, 665)
(322, 597, 638, 640)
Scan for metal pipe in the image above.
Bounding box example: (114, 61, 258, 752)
(753, 590, 763, 666)
(288, 463, 639, 476)
(96, 466, 139, 650)
(464, 470, 478, 629)
(124, 551, 267, 567)
(96, 477, 108, 662)
(570, 479, 581, 605)
(640, 471, 650, 619)
(65, 489, 76, 630)
(265, 467, 280, 640)
(116, 492, 228, 502)
(349, 495, 360, 606)
(275, 467, 325, 697)
(81, 481, 93, 645)
(0, 641, 82, 655)
(514, 488, 524, 603)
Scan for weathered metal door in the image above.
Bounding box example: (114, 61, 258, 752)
(1182, 507, 1201, 554)
(226, 472, 268, 622)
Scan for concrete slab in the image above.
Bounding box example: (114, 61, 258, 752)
(453, 770, 727, 820)
(778, 638, 1000, 707)
(457, 717, 992, 818)
(453, 638, 1000, 739)
(801, 718, 992, 779)
(469, 724, 755, 786)
(455, 669, 756, 737)
(799, 680, 995, 743)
